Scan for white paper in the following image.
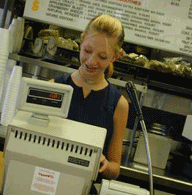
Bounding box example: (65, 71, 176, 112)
(31, 166, 60, 195)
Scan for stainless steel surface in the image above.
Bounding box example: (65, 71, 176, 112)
(140, 119, 154, 195)
(149, 129, 166, 136)
(120, 164, 192, 192)
(9, 53, 76, 74)
(149, 123, 167, 136)
(151, 123, 166, 131)
(134, 132, 172, 169)
(108, 78, 147, 93)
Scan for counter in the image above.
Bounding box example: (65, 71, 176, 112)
(0, 150, 191, 194)
(120, 163, 192, 194)
(0, 126, 191, 194)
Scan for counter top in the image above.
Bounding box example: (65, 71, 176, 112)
(0, 153, 190, 193)
(120, 162, 192, 193)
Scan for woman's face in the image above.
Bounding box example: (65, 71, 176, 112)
(79, 30, 120, 78)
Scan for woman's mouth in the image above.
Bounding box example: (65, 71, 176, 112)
(85, 64, 97, 72)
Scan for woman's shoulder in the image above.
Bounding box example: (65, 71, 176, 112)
(108, 83, 129, 111)
(117, 95, 129, 110)
(54, 73, 71, 84)
(108, 83, 122, 99)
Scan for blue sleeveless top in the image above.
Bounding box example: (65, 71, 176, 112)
(54, 73, 122, 156)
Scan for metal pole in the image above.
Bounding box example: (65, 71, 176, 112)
(0, 0, 10, 28)
(124, 116, 139, 165)
(126, 82, 153, 195)
(124, 91, 145, 164)
(140, 119, 154, 195)
(0, 0, 15, 28)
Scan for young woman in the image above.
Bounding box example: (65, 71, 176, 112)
(50, 14, 129, 180)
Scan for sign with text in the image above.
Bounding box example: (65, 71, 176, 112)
(24, 0, 192, 57)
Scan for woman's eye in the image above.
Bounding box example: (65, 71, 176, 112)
(100, 55, 107, 59)
(84, 49, 91, 53)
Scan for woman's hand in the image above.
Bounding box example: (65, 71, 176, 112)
(99, 154, 109, 173)
(98, 154, 120, 179)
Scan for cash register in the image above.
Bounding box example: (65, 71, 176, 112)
(1, 77, 149, 195)
(2, 77, 107, 195)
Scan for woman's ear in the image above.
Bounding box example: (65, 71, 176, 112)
(113, 49, 123, 62)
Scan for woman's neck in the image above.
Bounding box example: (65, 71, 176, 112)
(77, 69, 106, 86)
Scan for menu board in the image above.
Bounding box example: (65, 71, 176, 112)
(24, 0, 192, 57)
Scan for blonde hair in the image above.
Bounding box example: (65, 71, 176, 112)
(81, 14, 125, 79)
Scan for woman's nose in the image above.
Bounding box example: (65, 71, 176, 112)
(87, 54, 97, 66)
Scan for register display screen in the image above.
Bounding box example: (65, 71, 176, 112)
(26, 88, 64, 108)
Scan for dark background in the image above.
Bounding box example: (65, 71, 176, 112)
(0, 0, 6, 8)
(0, 0, 5, 8)
(0, 0, 25, 16)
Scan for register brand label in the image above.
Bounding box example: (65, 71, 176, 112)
(68, 156, 90, 167)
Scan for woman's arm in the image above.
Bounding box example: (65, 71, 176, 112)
(99, 95, 129, 179)
(49, 79, 55, 82)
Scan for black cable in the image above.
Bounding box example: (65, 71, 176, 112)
(126, 81, 144, 121)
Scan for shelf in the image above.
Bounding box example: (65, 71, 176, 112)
(9, 53, 77, 74)
(9, 53, 192, 98)
(114, 60, 192, 99)
(9, 53, 147, 93)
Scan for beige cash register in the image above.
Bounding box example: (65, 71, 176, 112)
(2, 77, 106, 195)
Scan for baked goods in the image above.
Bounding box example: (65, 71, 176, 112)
(135, 55, 149, 67)
(37, 29, 79, 51)
(163, 57, 192, 78)
(119, 53, 137, 63)
(174, 64, 184, 76)
(38, 29, 60, 39)
(120, 53, 149, 67)
(56, 37, 79, 50)
(147, 60, 174, 73)
(183, 65, 192, 78)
